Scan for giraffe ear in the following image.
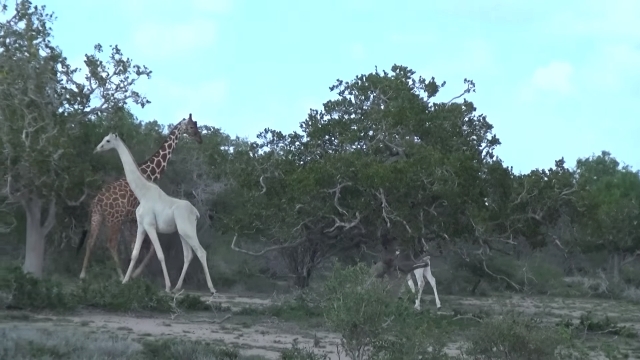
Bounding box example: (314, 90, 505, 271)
(114, 133, 118, 138)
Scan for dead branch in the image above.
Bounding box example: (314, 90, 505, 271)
(326, 182, 351, 216)
(483, 260, 521, 291)
(64, 187, 88, 206)
(446, 80, 476, 105)
(558, 183, 578, 198)
(512, 180, 529, 205)
(3, 175, 27, 203)
(375, 188, 412, 233)
(622, 250, 640, 265)
(453, 315, 483, 322)
(230, 233, 305, 256)
(259, 175, 267, 194)
(325, 212, 361, 233)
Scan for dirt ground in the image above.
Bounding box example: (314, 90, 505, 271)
(1, 292, 640, 359)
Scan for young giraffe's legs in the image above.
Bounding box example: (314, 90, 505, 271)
(79, 209, 103, 280)
(106, 223, 125, 280)
(424, 265, 441, 309)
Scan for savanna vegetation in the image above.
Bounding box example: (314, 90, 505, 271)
(1, 1, 639, 359)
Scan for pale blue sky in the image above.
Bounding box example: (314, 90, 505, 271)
(16, 0, 640, 173)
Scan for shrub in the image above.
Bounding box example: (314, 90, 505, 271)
(0, 266, 76, 311)
(136, 338, 239, 360)
(0, 265, 174, 312)
(462, 311, 586, 360)
(321, 263, 449, 360)
(0, 326, 141, 360)
(280, 340, 328, 360)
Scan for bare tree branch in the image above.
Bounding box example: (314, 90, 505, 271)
(482, 260, 521, 291)
(325, 212, 361, 233)
(326, 182, 351, 216)
(230, 233, 306, 256)
(622, 250, 640, 266)
(64, 187, 88, 206)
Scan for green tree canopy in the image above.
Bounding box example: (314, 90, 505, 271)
(0, 0, 151, 277)
(214, 65, 576, 287)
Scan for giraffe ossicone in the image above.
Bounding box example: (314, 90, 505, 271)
(94, 131, 216, 294)
(77, 115, 201, 281)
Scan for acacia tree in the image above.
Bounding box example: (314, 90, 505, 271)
(574, 151, 640, 282)
(215, 66, 498, 287)
(0, 1, 151, 277)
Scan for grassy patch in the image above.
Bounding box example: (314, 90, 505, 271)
(0, 326, 142, 359)
(233, 295, 323, 324)
(0, 265, 236, 314)
(136, 338, 239, 360)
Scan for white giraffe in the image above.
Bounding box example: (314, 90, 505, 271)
(94, 133, 216, 294)
(403, 254, 441, 310)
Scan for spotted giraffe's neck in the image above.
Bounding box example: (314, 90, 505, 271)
(137, 120, 185, 182)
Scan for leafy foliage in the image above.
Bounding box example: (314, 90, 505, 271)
(574, 151, 640, 255)
(215, 65, 584, 287)
(321, 263, 449, 360)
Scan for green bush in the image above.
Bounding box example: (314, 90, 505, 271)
(0, 326, 142, 360)
(234, 293, 322, 323)
(0, 266, 76, 311)
(136, 338, 239, 360)
(280, 341, 328, 360)
(462, 311, 585, 360)
(620, 264, 640, 288)
(321, 263, 449, 360)
(557, 311, 637, 339)
(74, 277, 172, 312)
(0, 265, 174, 312)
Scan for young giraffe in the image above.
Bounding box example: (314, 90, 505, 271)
(77, 114, 202, 280)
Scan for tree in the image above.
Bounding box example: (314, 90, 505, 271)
(216, 65, 512, 287)
(574, 151, 640, 282)
(0, 1, 151, 277)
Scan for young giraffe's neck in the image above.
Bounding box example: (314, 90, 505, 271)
(137, 120, 185, 182)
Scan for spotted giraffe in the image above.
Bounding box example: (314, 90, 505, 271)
(77, 114, 202, 280)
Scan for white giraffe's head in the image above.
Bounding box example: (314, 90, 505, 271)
(94, 133, 121, 153)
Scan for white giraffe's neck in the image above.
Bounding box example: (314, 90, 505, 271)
(113, 139, 154, 199)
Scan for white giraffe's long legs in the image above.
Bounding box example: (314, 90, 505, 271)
(406, 266, 441, 309)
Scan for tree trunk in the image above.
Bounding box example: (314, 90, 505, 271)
(612, 252, 621, 283)
(293, 267, 312, 288)
(21, 196, 56, 278)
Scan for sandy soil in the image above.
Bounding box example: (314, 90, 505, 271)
(2, 293, 639, 359)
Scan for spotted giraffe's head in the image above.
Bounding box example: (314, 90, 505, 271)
(179, 113, 202, 144)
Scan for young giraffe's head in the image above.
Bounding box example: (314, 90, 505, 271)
(94, 133, 122, 153)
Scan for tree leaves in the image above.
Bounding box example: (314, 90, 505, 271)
(0, 0, 151, 211)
